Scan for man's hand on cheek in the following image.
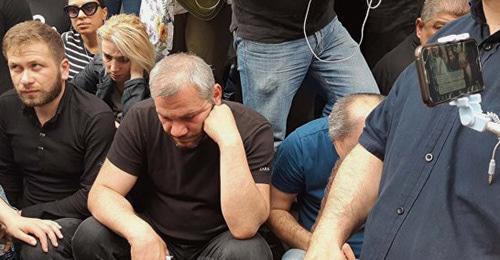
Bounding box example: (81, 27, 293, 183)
(203, 104, 241, 146)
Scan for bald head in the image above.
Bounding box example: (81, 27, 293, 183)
(328, 93, 384, 158)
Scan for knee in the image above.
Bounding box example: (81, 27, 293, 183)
(219, 233, 272, 260)
(282, 248, 306, 260)
(71, 217, 108, 258)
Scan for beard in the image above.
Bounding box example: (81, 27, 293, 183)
(18, 73, 63, 107)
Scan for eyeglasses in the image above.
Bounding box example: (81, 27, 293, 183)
(64, 2, 103, 18)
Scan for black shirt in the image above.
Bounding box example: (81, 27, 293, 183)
(0, 0, 32, 95)
(231, 0, 336, 43)
(0, 83, 115, 219)
(359, 1, 500, 258)
(372, 33, 420, 95)
(107, 99, 274, 242)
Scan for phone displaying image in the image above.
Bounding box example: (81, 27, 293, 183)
(415, 38, 484, 106)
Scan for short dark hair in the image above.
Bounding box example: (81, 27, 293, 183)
(2, 21, 65, 64)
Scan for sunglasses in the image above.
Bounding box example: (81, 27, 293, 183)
(64, 2, 103, 18)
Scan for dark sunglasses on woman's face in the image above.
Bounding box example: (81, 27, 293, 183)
(64, 2, 103, 18)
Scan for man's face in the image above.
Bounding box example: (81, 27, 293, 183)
(416, 13, 459, 44)
(101, 39, 131, 84)
(7, 42, 68, 107)
(154, 85, 215, 149)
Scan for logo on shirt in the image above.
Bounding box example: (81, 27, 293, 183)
(259, 166, 270, 172)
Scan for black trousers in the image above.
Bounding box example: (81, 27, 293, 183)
(72, 217, 273, 260)
(19, 218, 82, 260)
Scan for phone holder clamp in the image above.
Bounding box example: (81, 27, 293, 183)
(449, 94, 500, 137)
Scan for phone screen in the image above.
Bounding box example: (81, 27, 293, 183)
(417, 39, 484, 106)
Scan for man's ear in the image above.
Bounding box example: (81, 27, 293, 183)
(60, 58, 70, 81)
(416, 18, 425, 41)
(212, 84, 222, 105)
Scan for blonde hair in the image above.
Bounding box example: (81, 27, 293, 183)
(3, 21, 65, 63)
(97, 14, 155, 73)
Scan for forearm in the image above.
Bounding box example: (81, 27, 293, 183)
(88, 185, 154, 243)
(308, 145, 382, 250)
(219, 140, 269, 238)
(268, 209, 311, 250)
(0, 198, 18, 224)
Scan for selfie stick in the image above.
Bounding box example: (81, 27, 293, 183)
(442, 33, 500, 184)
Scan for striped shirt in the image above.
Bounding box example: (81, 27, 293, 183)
(61, 29, 94, 79)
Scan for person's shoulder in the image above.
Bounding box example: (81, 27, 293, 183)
(67, 83, 113, 117)
(0, 89, 22, 109)
(429, 14, 474, 43)
(129, 98, 155, 114)
(226, 101, 269, 125)
(290, 117, 329, 140)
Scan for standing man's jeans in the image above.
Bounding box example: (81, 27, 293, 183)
(235, 17, 379, 147)
(104, 0, 142, 16)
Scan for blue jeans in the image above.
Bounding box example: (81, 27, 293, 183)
(104, 0, 142, 16)
(282, 248, 305, 260)
(235, 17, 379, 146)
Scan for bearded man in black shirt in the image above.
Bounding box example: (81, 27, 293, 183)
(72, 53, 274, 260)
(0, 21, 115, 259)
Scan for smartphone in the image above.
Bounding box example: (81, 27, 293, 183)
(415, 38, 484, 106)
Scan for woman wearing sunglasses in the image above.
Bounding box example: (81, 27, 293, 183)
(72, 14, 155, 124)
(62, 0, 108, 79)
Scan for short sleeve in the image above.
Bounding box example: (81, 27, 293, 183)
(359, 65, 410, 161)
(244, 123, 274, 184)
(107, 105, 146, 176)
(271, 131, 304, 194)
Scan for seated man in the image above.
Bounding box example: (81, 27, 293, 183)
(372, 0, 470, 95)
(268, 94, 384, 259)
(72, 53, 274, 260)
(0, 21, 115, 259)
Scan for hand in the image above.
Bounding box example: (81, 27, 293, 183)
(305, 243, 354, 260)
(129, 60, 144, 80)
(4, 215, 63, 252)
(129, 227, 168, 260)
(203, 104, 241, 146)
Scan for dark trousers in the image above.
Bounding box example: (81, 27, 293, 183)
(171, 3, 233, 85)
(72, 217, 272, 260)
(18, 218, 82, 260)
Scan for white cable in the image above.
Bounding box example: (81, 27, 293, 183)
(358, 0, 383, 46)
(303, 0, 358, 63)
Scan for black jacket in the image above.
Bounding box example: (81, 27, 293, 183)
(71, 55, 150, 121)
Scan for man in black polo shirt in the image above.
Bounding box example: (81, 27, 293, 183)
(306, 0, 500, 259)
(0, 21, 115, 259)
(72, 53, 274, 260)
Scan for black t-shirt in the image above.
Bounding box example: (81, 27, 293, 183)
(372, 33, 420, 95)
(231, 0, 336, 43)
(107, 99, 274, 242)
(28, 0, 71, 34)
(0, 0, 32, 95)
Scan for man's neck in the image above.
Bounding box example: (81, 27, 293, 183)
(81, 33, 99, 55)
(34, 83, 66, 126)
(483, 0, 500, 35)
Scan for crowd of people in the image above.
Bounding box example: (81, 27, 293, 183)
(0, 0, 499, 259)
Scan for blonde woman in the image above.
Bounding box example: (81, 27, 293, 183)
(72, 14, 155, 122)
